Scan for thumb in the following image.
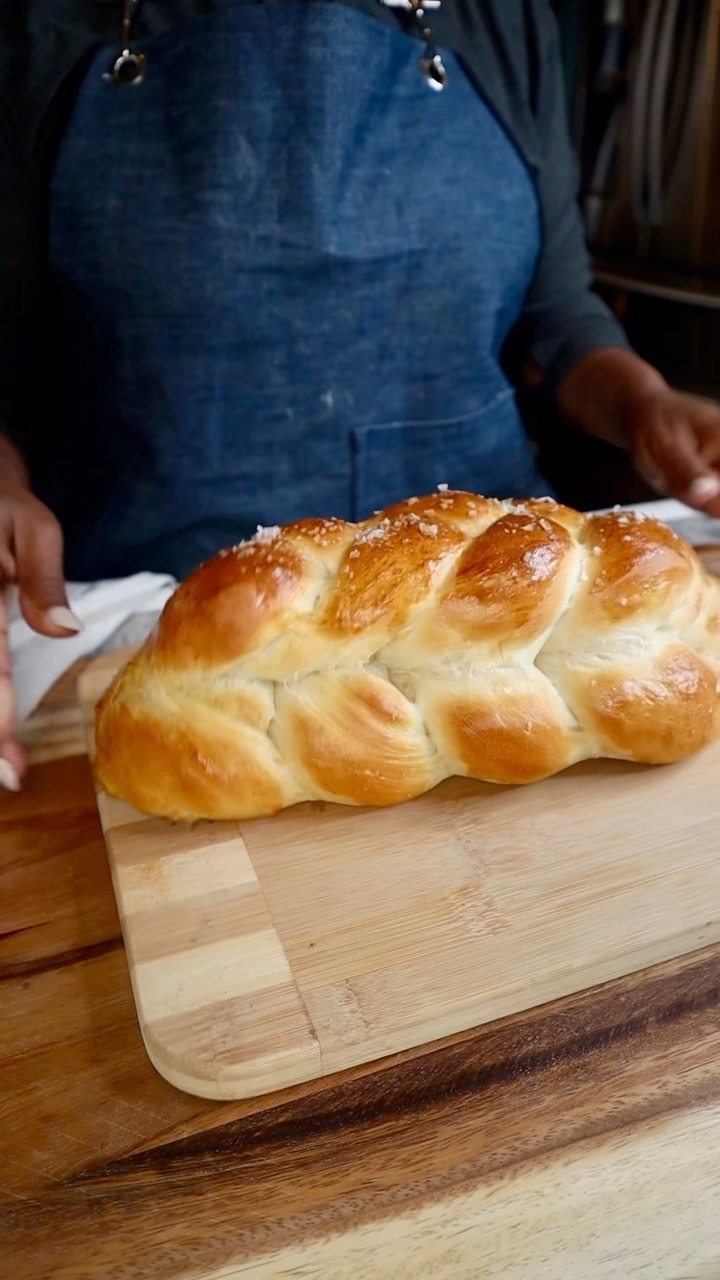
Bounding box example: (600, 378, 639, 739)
(13, 505, 82, 637)
(635, 417, 720, 507)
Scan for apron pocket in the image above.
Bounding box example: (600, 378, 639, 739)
(351, 389, 547, 520)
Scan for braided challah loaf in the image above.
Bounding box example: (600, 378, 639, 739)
(94, 491, 720, 821)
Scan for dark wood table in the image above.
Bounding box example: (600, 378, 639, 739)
(2, 660, 720, 1280)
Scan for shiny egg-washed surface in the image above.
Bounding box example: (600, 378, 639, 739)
(94, 491, 720, 820)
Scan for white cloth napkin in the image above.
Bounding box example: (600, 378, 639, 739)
(8, 572, 177, 726)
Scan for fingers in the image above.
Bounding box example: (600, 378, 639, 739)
(12, 503, 82, 637)
(0, 492, 80, 792)
(0, 589, 26, 791)
(0, 748, 25, 792)
(682, 401, 720, 514)
(633, 413, 720, 511)
(687, 475, 720, 506)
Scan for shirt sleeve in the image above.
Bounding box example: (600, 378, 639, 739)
(513, 4, 631, 390)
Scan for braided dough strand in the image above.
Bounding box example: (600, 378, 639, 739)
(94, 492, 720, 820)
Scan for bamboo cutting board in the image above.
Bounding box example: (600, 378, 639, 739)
(78, 650, 720, 1102)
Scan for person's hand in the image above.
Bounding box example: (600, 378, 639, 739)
(0, 480, 81, 792)
(627, 387, 720, 517)
(557, 349, 720, 515)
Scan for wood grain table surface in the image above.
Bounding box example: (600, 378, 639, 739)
(2, 658, 720, 1280)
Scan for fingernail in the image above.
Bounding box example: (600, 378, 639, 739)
(688, 476, 720, 503)
(45, 606, 84, 633)
(0, 758, 21, 792)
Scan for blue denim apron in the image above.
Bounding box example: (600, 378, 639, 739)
(44, 1, 545, 580)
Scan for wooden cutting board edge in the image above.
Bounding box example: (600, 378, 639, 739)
(79, 651, 326, 1101)
(76, 644, 720, 1102)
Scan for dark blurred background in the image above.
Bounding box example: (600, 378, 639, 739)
(528, 0, 720, 509)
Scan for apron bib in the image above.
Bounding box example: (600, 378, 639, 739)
(45, 1, 546, 579)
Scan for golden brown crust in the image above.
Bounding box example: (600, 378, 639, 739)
(95, 666, 303, 821)
(273, 670, 444, 806)
(422, 671, 579, 785)
(578, 647, 720, 764)
(437, 512, 575, 647)
(93, 492, 720, 821)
